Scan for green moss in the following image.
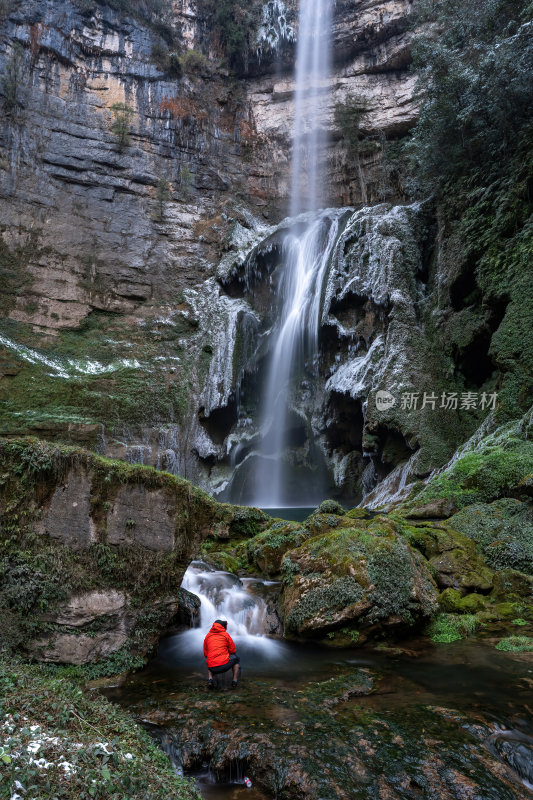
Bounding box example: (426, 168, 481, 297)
(511, 618, 528, 626)
(449, 499, 533, 573)
(491, 602, 523, 620)
(495, 636, 533, 652)
(456, 593, 487, 613)
(345, 507, 370, 520)
(285, 576, 365, 634)
(438, 587, 464, 612)
(401, 412, 533, 512)
(244, 523, 309, 576)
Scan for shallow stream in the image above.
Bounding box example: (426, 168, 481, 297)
(101, 565, 533, 799)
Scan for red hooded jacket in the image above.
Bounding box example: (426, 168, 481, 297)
(203, 622, 236, 668)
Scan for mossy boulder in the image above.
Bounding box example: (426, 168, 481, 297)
(245, 522, 311, 576)
(491, 569, 533, 600)
(398, 520, 495, 592)
(280, 516, 438, 640)
(316, 499, 345, 515)
(448, 498, 533, 574)
(437, 588, 487, 613)
(303, 511, 358, 538)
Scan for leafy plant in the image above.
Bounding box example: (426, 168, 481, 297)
(495, 635, 533, 652)
(154, 178, 171, 221)
(109, 102, 135, 152)
(151, 42, 182, 76)
(428, 613, 480, 644)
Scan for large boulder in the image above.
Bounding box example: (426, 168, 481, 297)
(279, 515, 438, 641)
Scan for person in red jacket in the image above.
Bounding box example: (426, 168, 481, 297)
(203, 615, 240, 689)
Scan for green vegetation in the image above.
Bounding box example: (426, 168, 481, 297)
(495, 635, 533, 652)
(109, 103, 135, 152)
(406, 412, 533, 510)
(285, 576, 365, 634)
(450, 498, 533, 572)
(0, 657, 200, 799)
(334, 94, 374, 203)
(179, 49, 212, 76)
(150, 42, 182, 76)
(154, 177, 171, 221)
(428, 613, 479, 644)
(196, 0, 262, 71)
(410, 0, 533, 416)
(0, 311, 199, 436)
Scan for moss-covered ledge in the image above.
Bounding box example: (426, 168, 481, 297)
(0, 438, 256, 671)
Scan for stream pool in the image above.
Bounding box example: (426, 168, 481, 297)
(101, 632, 533, 799)
(99, 563, 533, 799)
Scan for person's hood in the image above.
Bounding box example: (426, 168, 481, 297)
(209, 622, 228, 634)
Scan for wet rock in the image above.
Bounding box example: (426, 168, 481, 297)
(122, 667, 531, 800)
(106, 485, 177, 552)
(30, 631, 130, 664)
(406, 498, 458, 519)
(177, 588, 201, 628)
(46, 590, 127, 627)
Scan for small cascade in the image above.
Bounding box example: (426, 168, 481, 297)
(182, 561, 269, 637)
(161, 562, 286, 664)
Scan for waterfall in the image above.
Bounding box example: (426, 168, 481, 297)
(253, 210, 345, 507)
(250, 0, 335, 507)
(182, 561, 269, 637)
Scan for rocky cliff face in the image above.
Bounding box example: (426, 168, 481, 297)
(2, 0, 508, 507)
(0, 0, 423, 500)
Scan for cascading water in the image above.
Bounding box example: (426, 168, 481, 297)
(251, 0, 336, 507)
(160, 561, 287, 666)
(253, 210, 346, 507)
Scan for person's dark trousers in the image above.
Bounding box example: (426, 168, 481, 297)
(210, 654, 240, 675)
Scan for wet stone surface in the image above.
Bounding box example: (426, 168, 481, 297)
(102, 638, 533, 800)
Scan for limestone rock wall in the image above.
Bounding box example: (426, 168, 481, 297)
(0, 0, 417, 333)
(0, 438, 249, 664)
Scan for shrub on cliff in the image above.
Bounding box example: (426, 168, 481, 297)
(109, 102, 135, 152)
(196, 0, 262, 72)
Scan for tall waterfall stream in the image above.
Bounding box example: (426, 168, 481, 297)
(247, 0, 336, 508)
